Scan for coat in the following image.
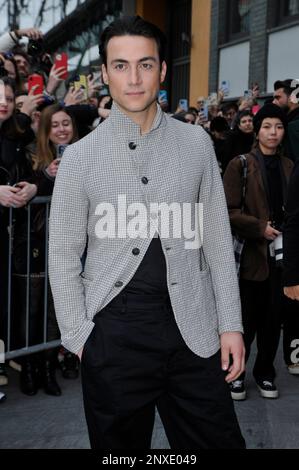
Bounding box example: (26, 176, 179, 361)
(223, 147, 293, 281)
(49, 103, 243, 356)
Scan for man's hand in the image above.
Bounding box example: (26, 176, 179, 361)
(0, 185, 26, 208)
(15, 28, 43, 40)
(87, 74, 101, 98)
(16, 182, 37, 203)
(64, 86, 85, 106)
(22, 86, 44, 116)
(45, 159, 60, 178)
(46, 64, 68, 95)
(98, 107, 111, 120)
(77, 347, 83, 361)
(264, 221, 281, 241)
(220, 332, 245, 383)
(284, 285, 299, 301)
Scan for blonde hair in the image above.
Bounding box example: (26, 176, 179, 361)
(33, 104, 78, 170)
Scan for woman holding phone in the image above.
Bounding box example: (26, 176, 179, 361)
(30, 104, 80, 388)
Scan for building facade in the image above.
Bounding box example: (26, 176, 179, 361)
(5, 1, 297, 109)
(210, 0, 299, 99)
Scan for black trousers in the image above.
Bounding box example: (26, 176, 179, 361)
(81, 292, 245, 449)
(239, 260, 299, 382)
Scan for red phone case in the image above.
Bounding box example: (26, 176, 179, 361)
(28, 74, 44, 95)
(54, 53, 68, 79)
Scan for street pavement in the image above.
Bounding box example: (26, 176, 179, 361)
(0, 340, 298, 449)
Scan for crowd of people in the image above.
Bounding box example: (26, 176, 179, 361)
(0, 25, 298, 409)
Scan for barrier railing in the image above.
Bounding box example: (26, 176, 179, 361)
(2, 196, 61, 361)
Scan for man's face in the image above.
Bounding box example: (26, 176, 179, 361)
(224, 107, 237, 124)
(238, 115, 253, 134)
(102, 35, 167, 117)
(273, 88, 289, 111)
(14, 54, 30, 78)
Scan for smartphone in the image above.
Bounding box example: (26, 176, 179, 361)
(243, 89, 253, 100)
(56, 144, 68, 159)
(74, 74, 88, 100)
(220, 80, 230, 96)
(159, 90, 168, 103)
(28, 74, 44, 95)
(200, 102, 209, 121)
(54, 52, 68, 80)
(89, 66, 103, 86)
(179, 98, 188, 112)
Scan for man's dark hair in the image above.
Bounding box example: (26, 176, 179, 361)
(210, 116, 229, 133)
(222, 102, 238, 115)
(274, 79, 294, 97)
(11, 47, 31, 64)
(99, 15, 167, 67)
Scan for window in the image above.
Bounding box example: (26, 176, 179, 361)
(284, 0, 299, 16)
(276, 0, 299, 25)
(227, 0, 251, 42)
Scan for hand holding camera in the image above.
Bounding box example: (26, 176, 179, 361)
(15, 28, 43, 41)
(264, 221, 281, 241)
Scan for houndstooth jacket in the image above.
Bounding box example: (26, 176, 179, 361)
(48, 103, 243, 357)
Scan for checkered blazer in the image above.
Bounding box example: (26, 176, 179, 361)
(49, 103, 243, 356)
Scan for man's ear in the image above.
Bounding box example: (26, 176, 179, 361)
(160, 61, 167, 84)
(102, 64, 109, 85)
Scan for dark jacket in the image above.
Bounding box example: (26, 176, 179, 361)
(221, 128, 254, 174)
(0, 113, 35, 186)
(223, 147, 293, 281)
(285, 106, 299, 162)
(283, 159, 299, 286)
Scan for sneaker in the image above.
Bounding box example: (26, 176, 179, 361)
(230, 380, 246, 400)
(0, 391, 6, 403)
(0, 364, 8, 386)
(256, 380, 279, 399)
(60, 352, 79, 379)
(287, 364, 299, 375)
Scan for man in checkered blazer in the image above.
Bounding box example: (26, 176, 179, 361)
(49, 16, 245, 449)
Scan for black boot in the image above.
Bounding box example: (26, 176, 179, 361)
(61, 351, 79, 379)
(41, 360, 62, 396)
(20, 358, 39, 396)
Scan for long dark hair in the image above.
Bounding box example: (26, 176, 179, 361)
(34, 103, 78, 170)
(0, 76, 24, 139)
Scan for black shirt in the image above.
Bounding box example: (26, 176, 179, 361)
(123, 235, 168, 295)
(263, 153, 284, 229)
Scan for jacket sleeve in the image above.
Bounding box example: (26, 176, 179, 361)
(34, 169, 55, 196)
(48, 144, 94, 353)
(0, 31, 18, 52)
(283, 160, 299, 286)
(287, 120, 299, 162)
(16, 113, 35, 146)
(198, 131, 243, 335)
(223, 157, 268, 239)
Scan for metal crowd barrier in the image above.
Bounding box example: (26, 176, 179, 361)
(4, 195, 61, 360)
